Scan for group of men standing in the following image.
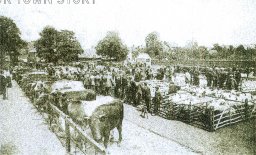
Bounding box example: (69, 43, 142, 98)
(205, 67, 242, 90)
(185, 68, 200, 86)
(29, 62, 170, 116)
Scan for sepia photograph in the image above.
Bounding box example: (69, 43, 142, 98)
(0, 0, 256, 154)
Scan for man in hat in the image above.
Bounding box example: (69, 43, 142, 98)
(135, 84, 143, 106)
(205, 67, 213, 87)
(121, 73, 128, 99)
(226, 74, 236, 90)
(218, 68, 226, 89)
(212, 68, 219, 88)
(0, 70, 7, 100)
(154, 87, 162, 115)
(114, 75, 121, 98)
(234, 68, 241, 91)
(143, 83, 152, 114)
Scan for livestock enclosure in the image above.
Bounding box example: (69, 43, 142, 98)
(149, 94, 256, 132)
(154, 59, 256, 69)
(139, 78, 256, 132)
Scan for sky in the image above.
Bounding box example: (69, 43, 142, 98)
(1, 0, 256, 49)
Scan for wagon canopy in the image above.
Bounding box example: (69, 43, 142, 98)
(51, 80, 95, 101)
(24, 71, 49, 81)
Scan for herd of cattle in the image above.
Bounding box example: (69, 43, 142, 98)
(13, 68, 124, 149)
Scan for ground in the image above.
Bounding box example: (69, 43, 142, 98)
(0, 81, 197, 155)
(0, 82, 66, 155)
(0, 81, 255, 155)
(124, 104, 256, 155)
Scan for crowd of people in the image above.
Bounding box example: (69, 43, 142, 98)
(8, 61, 256, 116)
(177, 66, 252, 91)
(43, 62, 167, 115)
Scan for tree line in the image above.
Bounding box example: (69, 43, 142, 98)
(1, 16, 256, 67)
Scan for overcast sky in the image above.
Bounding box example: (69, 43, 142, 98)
(1, 0, 256, 49)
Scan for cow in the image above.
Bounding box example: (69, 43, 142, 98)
(67, 97, 124, 148)
(88, 99, 124, 148)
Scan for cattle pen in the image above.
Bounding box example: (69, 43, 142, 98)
(137, 94, 256, 131)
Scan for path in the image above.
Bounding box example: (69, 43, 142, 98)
(0, 81, 66, 155)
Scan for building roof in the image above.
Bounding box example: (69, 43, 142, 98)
(79, 48, 101, 58)
(209, 50, 217, 55)
(137, 53, 151, 59)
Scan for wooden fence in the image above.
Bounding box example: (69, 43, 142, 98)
(213, 103, 256, 131)
(149, 94, 256, 131)
(48, 103, 106, 155)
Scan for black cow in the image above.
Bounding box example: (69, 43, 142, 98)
(88, 99, 124, 148)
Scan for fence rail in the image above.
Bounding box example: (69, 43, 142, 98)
(48, 103, 106, 155)
(148, 94, 256, 131)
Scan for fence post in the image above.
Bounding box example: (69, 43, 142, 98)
(208, 106, 214, 132)
(47, 95, 53, 128)
(188, 102, 192, 124)
(169, 101, 174, 120)
(63, 99, 71, 153)
(244, 99, 249, 120)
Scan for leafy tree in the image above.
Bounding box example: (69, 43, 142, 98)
(235, 44, 246, 57)
(34, 26, 58, 63)
(145, 32, 163, 57)
(95, 31, 128, 61)
(0, 16, 27, 66)
(56, 30, 83, 62)
(35, 26, 83, 63)
(228, 45, 234, 53)
(198, 46, 208, 59)
(212, 43, 223, 52)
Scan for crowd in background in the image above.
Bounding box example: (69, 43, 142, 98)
(9, 61, 256, 115)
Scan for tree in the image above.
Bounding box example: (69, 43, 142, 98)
(34, 26, 58, 63)
(198, 46, 208, 60)
(0, 16, 27, 66)
(235, 44, 246, 57)
(145, 32, 163, 57)
(95, 31, 128, 61)
(212, 43, 223, 52)
(35, 26, 83, 63)
(56, 30, 83, 62)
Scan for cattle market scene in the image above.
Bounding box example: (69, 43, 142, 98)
(1, 1, 256, 155)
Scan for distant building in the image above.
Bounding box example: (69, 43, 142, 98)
(78, 48, 101, 61)
(209, 50, 217, 55)
(27, 46, 37, 63)
(124, 51, 135, 66)
(136, 53, 151, 67)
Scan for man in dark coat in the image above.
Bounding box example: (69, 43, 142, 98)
(0, 70, 7, 100)
(212, 69, 218, 88)
(154, 87, 162, 115)
(218, 69, 226, 89)
(143, 83, 152, 113)
(121, 75, 128, 99)
(234, 69, 241, 91)
(135, 84, 143, 106)
(114, 76, 121, 98)
(193, 69, 200, 86)
(130, 79, 137, 106)
(205, 68, 213, 87)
